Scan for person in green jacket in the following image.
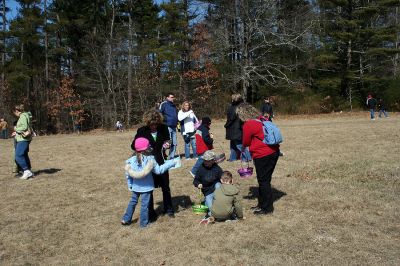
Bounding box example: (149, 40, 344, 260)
(11, 104, 34, 180)
(211, 171, 244, 221)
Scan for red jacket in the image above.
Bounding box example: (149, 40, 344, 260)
(242, 116, 279, 159)
(195, 124, 213, 155)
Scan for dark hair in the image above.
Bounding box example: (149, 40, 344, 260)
(202, 117, 211, 125)
(166, 92, 174, 98)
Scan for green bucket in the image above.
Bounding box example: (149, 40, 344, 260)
(192, 204, 209, 214)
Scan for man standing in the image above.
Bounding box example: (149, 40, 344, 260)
(260, 97, 274, 121)
(159, 93, 178, 159)
(366, 94, 377, 120)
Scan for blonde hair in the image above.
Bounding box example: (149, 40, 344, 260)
(14, 104, 25, 113)
(236, 103, 260, 122)
(181, 101, 192, 111)
(143, 110, 163, 126)
(231, 93, 243, 103)
(221, 171, 233, 183)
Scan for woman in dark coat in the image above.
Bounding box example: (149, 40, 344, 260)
(224, 94, 251, 161)
(132, 110, 175, 219)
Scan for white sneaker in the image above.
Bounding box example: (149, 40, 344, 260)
(20, 170, 33, 180)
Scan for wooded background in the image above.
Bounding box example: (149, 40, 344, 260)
(1, 0, 399, 132)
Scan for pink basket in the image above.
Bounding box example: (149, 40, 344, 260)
(237, 167, 253, 179)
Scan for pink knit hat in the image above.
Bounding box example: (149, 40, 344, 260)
(134, 137, 150, 152)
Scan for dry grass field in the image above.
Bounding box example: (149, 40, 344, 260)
(0, 112, 399, 265)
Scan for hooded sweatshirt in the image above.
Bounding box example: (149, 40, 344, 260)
(124, 155, 175, 193)
(211, 184, 243, 219)
(15, 112, 32, 142)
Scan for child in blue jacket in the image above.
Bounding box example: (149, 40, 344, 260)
(121, 137, 178, 228)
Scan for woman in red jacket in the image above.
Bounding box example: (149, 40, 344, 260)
(237, 103, 280, 215)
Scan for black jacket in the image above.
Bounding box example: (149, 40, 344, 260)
(367, 98, 377, 109)
(133, 124, 170, 165)
(193, 163, 223, 196)
(224, 102, 243, 141)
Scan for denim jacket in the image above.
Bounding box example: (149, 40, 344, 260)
(124, 155, 176, 193)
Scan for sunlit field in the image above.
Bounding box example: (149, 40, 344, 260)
(0, 112, 399, 265)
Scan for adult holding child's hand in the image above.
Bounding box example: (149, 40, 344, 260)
(133, 110, 175, 219)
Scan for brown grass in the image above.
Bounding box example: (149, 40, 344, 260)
(0, 112, 399, 265)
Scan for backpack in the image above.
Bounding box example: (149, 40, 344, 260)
(255, 119, 283, 145)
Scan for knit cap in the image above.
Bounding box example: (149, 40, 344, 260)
(134, 137, 150, 152)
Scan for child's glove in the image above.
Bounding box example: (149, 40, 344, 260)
(128, 186, 134, 192)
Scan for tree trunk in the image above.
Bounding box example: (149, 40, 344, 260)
(127, 1, 133, 127)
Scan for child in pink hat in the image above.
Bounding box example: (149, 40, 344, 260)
(121, 137, 178, 228)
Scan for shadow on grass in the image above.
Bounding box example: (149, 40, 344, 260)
(243, 186, 287, 203)
(33, 168, 62, 176)
(155, 195, 192, 214)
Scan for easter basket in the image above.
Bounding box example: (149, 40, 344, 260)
(237, 161, 254, 179)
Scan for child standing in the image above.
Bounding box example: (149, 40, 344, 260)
(193, 150, 222, 216)
(190, 117, 213, 177)
(211, 171, 244, 221)
(121, 137, 178, 228)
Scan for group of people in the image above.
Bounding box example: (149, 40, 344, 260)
(121, 93, 281, 228)
(366, 95, 389, 120)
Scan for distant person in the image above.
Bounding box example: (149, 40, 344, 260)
(238, 103, 280, 215)
(193, 150, 222, 218)
(74, 120, 81, 134)
(224, 94, 251, 162)
(11, 104, 34, 180)
(116, 120, 123, 132)
(260, 97, 274, 121)
(159, 92, 178, 159)
(366, 94, 377, 120)
(133, 110, 175, 219)
(121, 138, 178, 228)
(211, 171, 244, 222)
(0, 118, 8, 139)
(178, 101, 198, 160)
(190, 117, 213, 177)
(377, 98, 389, 118)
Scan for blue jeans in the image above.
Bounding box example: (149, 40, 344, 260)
(15, 141, 31, 171)
(168, 127, 177, 159)
(122, 191, 151, 228)
(369, 109, 375, 119)
(184, 136, 197, 159)
(379, 109, 388, 118)
(229, 140, 251, 161)
(191, 154, 203, 176)
(204, 182, 221, 215)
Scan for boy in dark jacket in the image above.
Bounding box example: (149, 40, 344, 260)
(193, 150, 222, 216)
(190, 117, 213, 176)
(211, 171, 244, 221)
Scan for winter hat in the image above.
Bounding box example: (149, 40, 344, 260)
(202, 150, 216, 161)
(202, 117, 211, 125)
(134, 137, 150, 152)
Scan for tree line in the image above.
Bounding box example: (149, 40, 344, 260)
(0, 0, 399, 132)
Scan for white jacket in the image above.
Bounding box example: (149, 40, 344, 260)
(178, 110, 198, 135)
